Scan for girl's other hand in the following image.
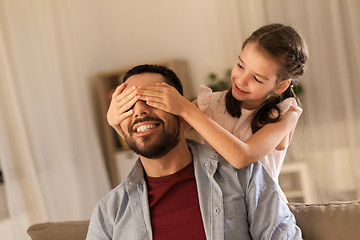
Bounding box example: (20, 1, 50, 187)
(107, 83, 138, 133)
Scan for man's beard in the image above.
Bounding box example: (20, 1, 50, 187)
(124, 115, 180, 159)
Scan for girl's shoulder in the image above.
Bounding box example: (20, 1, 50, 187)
(197, 85, 227, 112)
(277, 97, 303, 115)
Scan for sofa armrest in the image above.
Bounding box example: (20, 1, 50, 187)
(288, 200, 360, 240)
(27, 220, 90, 240)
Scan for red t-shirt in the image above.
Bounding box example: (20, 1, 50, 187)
(146, 162, 206, 240)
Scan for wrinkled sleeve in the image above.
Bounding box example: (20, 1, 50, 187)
(86, 200, 112, 240)
(245, 163, 303, 239)
(197, 85, 213, 113)
(277, 97, 303, 147)
(278, 97, 303, 116)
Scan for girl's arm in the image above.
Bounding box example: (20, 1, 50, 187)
(137, 83, 299, 169)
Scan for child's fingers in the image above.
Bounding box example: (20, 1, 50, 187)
(120, 86, 137, 100)
(119, 94, 138, 113)
(145, 100, 165, 110)
(137, 88, 163, 97)
(136, 94, 158, 103)
(122, 85, 137, 95)
(108, 95, 137, 127)
(137, 86, 164, 96)
(118, 109, 134, 123)
(112, 82, 127, 98)
(137, 92, 163, 103)
(110, 89, 136, 109)
(115, 88, 137, 105)
(140, 83, 172, 91)
(155, 82, 171, 87)
(137, 85, 176, 100)
(114, 85, 136, 100)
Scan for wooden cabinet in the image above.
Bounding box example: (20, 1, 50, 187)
(95, 60, 194, 188)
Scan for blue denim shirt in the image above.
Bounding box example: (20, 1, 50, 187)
(87, 140, 302, 239)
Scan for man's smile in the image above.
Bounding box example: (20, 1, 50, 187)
(134, 123, 160, 134)
(129, 116, 163, 136)
(136, 124, 157, 133)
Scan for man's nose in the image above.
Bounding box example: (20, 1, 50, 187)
(133, 100, 150, 118)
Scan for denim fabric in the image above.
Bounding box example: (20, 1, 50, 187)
(87, 140, 302, 240)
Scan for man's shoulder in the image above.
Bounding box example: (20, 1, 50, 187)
(186, 139, 218, 161)
(97, 181, 128, 207)
(100, 159, 145, 202)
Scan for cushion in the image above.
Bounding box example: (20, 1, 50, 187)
(27, 220, 89, 240)
(27, 201, 360, 240)
(288, 200, 360, 240)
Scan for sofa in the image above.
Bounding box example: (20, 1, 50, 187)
(27, 200, 360, 240)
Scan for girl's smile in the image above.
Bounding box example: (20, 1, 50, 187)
(233, 84, 250, 95)
(231, 42, 281, 109)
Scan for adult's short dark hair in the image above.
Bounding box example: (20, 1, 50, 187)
(122, 64, 183, 96)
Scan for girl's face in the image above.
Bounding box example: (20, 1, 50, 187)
(231, 42, 282, 110)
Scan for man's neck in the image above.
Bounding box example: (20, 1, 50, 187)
(139, 138, 192, 177)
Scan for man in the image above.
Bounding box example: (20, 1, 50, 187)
(86, 64, 302, 239)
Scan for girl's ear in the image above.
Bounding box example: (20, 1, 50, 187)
(273, 79, 291, 94)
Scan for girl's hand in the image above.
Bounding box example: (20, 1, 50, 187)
(107, 83, 138, 131)
(136, 82, 191, 116)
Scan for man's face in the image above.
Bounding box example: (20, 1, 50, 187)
(120, 73, 180, 159)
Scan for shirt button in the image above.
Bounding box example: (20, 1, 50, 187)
(215, 208, 221, 214)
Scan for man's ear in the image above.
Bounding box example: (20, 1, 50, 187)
(273, 79, 291, 95)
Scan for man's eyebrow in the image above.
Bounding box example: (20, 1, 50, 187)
(238, 56, 269, 81)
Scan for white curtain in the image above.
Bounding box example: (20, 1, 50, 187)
(220, 0, 360, 202)
(0, 0, 110, 239)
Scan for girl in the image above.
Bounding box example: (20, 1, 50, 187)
(137, 23, 308, 201)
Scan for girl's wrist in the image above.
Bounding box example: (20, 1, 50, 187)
(181, 101, 202, 122)
(177, 97, 192, 117)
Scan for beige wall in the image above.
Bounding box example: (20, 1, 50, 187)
(65, 0, 241, 98)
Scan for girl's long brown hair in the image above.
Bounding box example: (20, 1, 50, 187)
(225, 23, 308, 133)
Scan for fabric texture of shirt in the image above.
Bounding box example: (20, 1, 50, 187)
(197, 85, 303, 199)
(146, 162, 206, 240)
(86, 140, 302, 240)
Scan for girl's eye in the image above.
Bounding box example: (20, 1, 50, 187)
(254, 76, 263, 84)
(237, 63, 244, 69)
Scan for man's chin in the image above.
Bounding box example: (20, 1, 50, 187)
(132, 134, 158, 147)
(129, 145, 167, 159)
(126, 135, 180, 159)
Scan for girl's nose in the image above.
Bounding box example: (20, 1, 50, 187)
(237, 73, 249, 86)
(133, 100, 150, 118)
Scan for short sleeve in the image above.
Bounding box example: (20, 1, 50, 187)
(197, 85, 213, 112)
(278, 97, 303, 116)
